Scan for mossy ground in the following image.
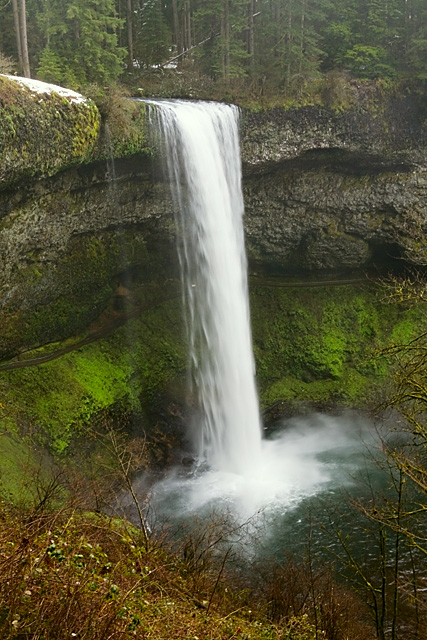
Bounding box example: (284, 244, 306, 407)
(0, 434, 48, 503)
(0, 294, 186, 495)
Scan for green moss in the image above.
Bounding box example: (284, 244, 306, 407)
(391, 317, 418, 344)
(262, 369, 371, 408)
(102, 100, 149, 158)
(82, 85, 151, 160)
(0, 75, 100, 188)
(0, 295, 186, 459)
(0, 434, 47, 503)
(0, 229, 163, 359)
(251, 283, 427, 409)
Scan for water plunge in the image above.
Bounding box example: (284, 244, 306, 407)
(143, 100, 378, 524)
(147, 100, 262, 476)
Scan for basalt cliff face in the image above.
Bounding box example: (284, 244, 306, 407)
(1, 80, 427, 360)
(241, 90, 427, 273)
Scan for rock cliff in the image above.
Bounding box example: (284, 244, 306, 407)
(240, 87, 427, 273)
(1, 79, 427, 361)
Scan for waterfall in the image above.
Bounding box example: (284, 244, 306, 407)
(146, 100, 262, 475)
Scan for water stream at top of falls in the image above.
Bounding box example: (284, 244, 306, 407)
(145, 100, 262, 475)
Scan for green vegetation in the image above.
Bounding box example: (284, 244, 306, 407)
(0, 76, 152, 189)
(2, 0, 427, 103)
(2, 272, 425, 635)
(0, 220, 168, 360)
(36, 0, 125, 88)
(317, 277, 427, 639)
(86, 84, 150, 158)
(0, 434, 45, 503)
(250, 283, 426, 410)
(0, 295, 186, 457)
(1, 280, 424, 474)
(0, 75, 99, 187)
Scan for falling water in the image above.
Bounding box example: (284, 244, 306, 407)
(146, 100, 262, 475)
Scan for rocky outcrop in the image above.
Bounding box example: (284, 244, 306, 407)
(240, 86, 427, 273)
(1, 82, 427, 360)
(0, 75, 100, 187)
(0, 75, 149, 189)
(243, 163, 427, 272)
(0, 156, 176, 359)
(241, 84, 427, 168)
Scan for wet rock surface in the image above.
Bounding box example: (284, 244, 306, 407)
(243, 164, 427, 272)
(1, 92, 427, 358)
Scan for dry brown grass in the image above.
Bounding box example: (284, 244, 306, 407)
(0, 502, 280, 639)
(0, 495, 379, 640)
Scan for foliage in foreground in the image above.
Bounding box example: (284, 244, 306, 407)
(0, 497, 375, 640)
(0, 505, 267, 640)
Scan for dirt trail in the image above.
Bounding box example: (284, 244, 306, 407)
(0, 276, 371, 372)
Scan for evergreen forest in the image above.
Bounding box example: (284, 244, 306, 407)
(1, 0, 427, 99)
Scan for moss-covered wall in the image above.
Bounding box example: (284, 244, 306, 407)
(0, 153, 175, 360)
(0, 291, 186, 500)
(250, 282, 426, 410)
(1, 279, 424, 466)
(0, 228, 167, 359)
(0, 293, 185, 451)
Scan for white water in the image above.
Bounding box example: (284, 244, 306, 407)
(147, 100, 262, 475)
(151, 411, 377, 523)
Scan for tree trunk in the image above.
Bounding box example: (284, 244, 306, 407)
(127, 0, 134, 71)
(172, 0, 182, 55)
(222, 0, 230, 84)
(273, 0, 280, 59)
(299, 0, 305, 77)
(247, 0, 255, 71)
(12, 0, 23, 73)
(286, 1, 292, 87)
(187, 1, 192, 50)
(183, 1, 191, 51)
(19, 0, 31, 77)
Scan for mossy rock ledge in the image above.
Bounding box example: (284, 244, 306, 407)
(0, 75, 101, 188)
(0, 75, 151, 188)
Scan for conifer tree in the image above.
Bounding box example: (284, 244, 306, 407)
(35, 0, 125, 87)
(404, 0, 427, 84)
(132, 0, 171, 69)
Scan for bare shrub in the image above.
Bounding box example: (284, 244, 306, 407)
(0, 52, 16, 75)
(254, 556, 375, 640)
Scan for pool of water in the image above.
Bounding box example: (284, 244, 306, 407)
(147, 410, 386, 560)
